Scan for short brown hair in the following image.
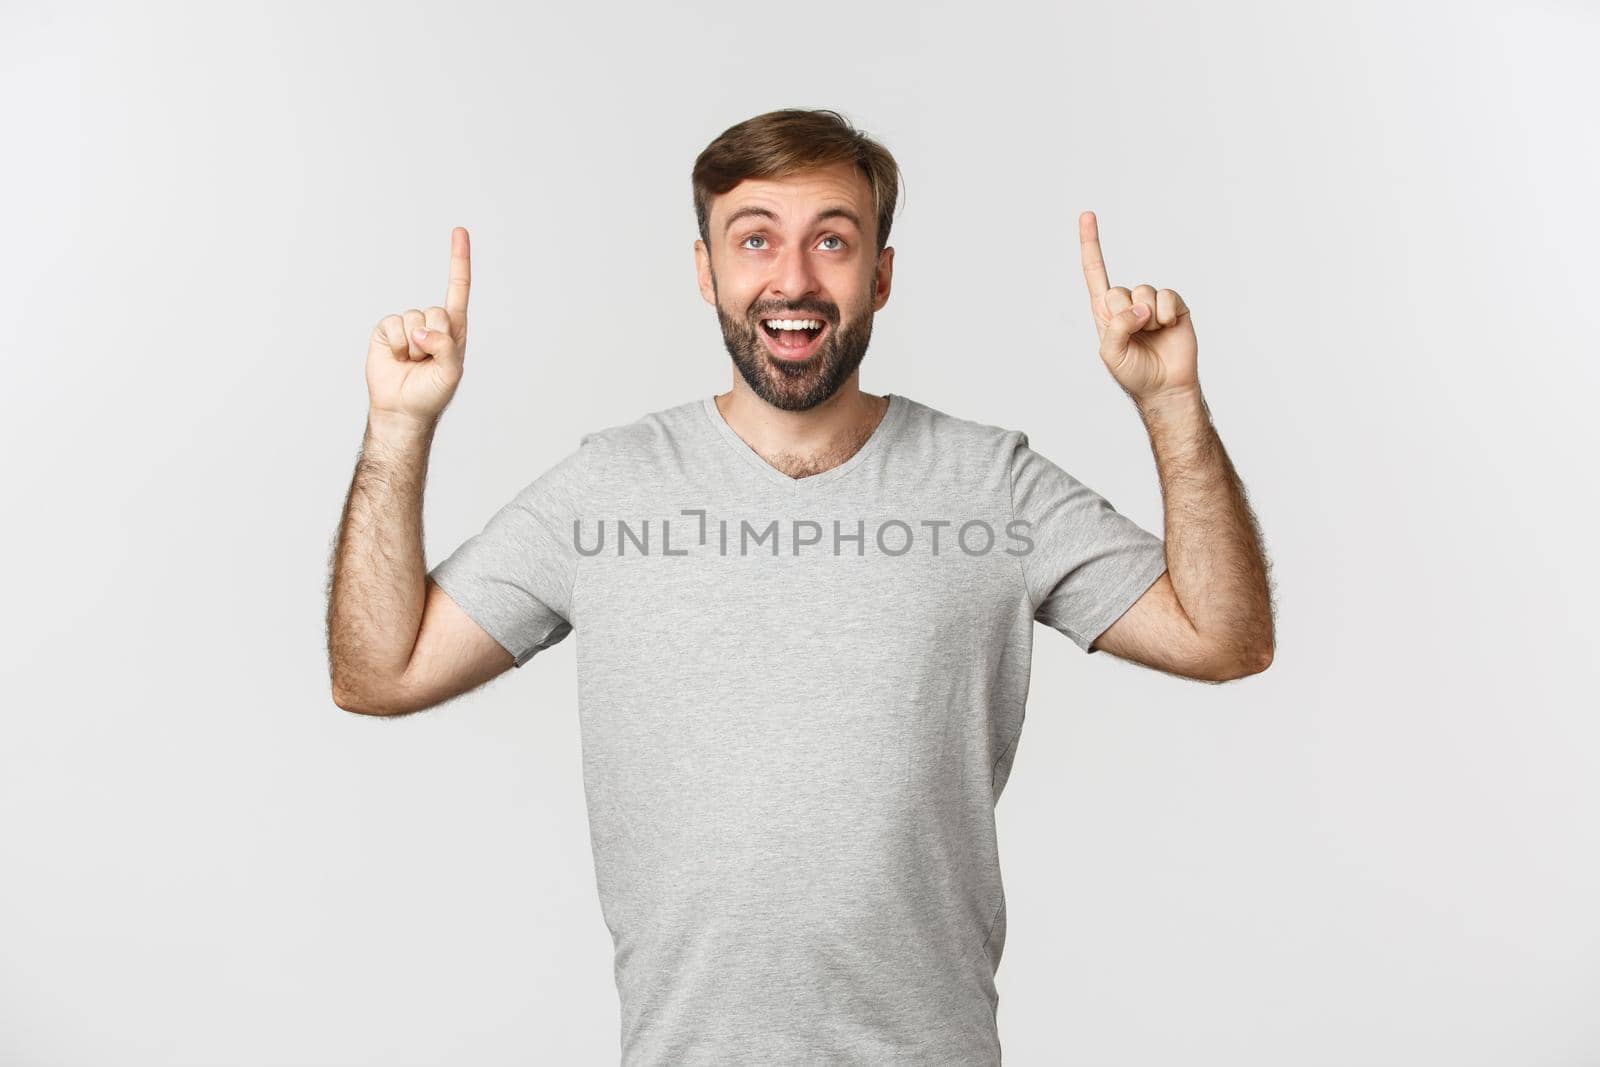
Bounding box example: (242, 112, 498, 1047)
(692, 108, 904, 255)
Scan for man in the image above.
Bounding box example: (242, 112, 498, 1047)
(326, 108, 1274, 1065)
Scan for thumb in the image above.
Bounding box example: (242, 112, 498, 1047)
(1101, 302, 1148, 355)
(410, 326, 458, 365)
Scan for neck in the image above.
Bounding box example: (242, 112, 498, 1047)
(714, 377, 891, 480)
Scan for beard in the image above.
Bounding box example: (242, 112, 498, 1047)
(712, 279, 876, 412)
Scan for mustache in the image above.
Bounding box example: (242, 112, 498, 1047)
(749, 303, 837, 324)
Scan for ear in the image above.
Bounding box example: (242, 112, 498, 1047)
(694, 239, 716, 306)
(871, 246, 894, 311)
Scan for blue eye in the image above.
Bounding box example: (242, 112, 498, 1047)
(740, 234, 845, 251)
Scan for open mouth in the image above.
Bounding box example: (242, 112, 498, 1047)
(758, 316, 828, 361)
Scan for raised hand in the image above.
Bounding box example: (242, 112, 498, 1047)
(1079, 211, 1198, 402)
(365, 227, 472, 426)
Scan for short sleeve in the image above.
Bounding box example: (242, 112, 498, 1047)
(1009, 431, 1168, 654)
(426, 439, 590, 668)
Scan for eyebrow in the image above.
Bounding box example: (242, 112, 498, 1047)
(722, 205, 864, 235)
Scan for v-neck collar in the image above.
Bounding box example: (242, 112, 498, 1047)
(701, 393, 906, 491)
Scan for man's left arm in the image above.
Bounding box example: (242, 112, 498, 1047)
(1095, 385, 1275, 680)
(1076, 211, 1275, 681)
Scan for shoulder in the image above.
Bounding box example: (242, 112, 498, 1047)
(893, 393, 1029, 482)
(568, 395, 710, 487)
(577, 396, 698, 448)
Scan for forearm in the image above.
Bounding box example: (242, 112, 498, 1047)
(1135, 386, 1275, 672)
(327, 411, 438, 706)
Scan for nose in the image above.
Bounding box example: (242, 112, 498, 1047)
(766, 240, 822, 308)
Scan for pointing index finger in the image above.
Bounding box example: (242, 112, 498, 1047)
(445, 226, 471, 322)
(1079, 210, 1110, 310)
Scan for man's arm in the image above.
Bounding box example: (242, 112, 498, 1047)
(1092, 385, 1275, 680)
(325, 226, 520, 715)
(1073, 210, 1274, 681)
(325, 412, 514, 716)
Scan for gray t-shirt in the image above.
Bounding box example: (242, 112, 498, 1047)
(427, 392, 1167, 1065)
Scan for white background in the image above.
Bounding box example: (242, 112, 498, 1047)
(3, 1, 1596, 1063)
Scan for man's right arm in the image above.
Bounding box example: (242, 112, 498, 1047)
(326, 226, 514, 716)
(326, 411, 514, 716)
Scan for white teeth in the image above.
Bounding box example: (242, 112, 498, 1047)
(764, 318, 822, 330)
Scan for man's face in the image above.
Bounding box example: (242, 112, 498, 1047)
(695, 162, 894, 411)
